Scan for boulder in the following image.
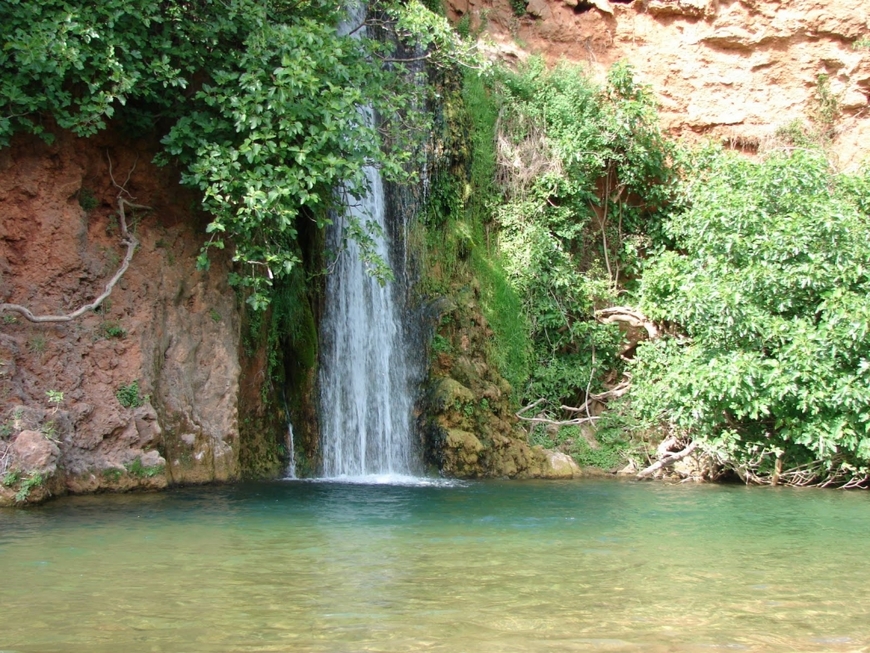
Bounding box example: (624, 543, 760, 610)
(11, 430, 60, 476)
(541, 450, 581, 479)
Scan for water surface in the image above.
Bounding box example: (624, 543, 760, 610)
(1, 479, 869, 652)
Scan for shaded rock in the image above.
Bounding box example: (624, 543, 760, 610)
(11, 430, 59, 476)
(138, 449, 165, 468)
(591, 0, 614, 16)
(647, 0, 716, 19)
(526, 0, 551, 19)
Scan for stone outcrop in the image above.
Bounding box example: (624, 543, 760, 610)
(0, 130, 243, 504)
(421, 285, 581, 479)
(448, 0, 870, 169)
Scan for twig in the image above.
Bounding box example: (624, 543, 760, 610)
(107, 151, 138, 199)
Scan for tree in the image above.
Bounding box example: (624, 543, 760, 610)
(0, 0, 469, 310)
(631, 148, 870, 486)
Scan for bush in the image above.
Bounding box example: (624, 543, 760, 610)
(488, 60, 678, 407)
(631, 148, 870, 484)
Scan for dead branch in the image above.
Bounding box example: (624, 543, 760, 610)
(595, 306, 659, 339)
(636, 441, 698, 479)
(516, 398, 546, 418)
(561, 379, 632, 415)
(0, 197, 148, 324)
(516, 397, 600, 427)
(655, 435, 679, 457)
(517, 414, 601, 427)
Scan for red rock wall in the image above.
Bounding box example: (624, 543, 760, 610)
(0, 130, 243, 504)
(450, 0, 869, 167)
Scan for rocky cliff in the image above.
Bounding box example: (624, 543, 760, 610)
(0, 131, 245, 505)
(449, 0, 869, 166)
(2, 0, 866, 502)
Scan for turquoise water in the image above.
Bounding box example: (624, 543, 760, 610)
(1, 479, 869, 652)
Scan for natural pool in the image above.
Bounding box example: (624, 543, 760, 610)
(1, 478, 869, 652)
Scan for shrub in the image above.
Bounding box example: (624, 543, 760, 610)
(631, 148, 870, 484)
(116, 381, 144, 409)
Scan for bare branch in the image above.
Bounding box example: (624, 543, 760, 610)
(1, 197, 148, 324)
(595, 306, 659, 339)
(516, 398, 546, 418)
(107, 151, 138, 199)
(637, 441, 698, 479)
(517, 414, 601, 426)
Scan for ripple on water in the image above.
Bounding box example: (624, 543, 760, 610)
(1, 479, 869, 653)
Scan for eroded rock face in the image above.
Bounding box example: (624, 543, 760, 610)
(449, 0, 870, 168)
(0, 130, 242, 505)
(10, 430, 60, 475)
(421, 286, 581, 479)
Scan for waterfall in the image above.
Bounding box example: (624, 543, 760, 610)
(285, 421, 297, 479)
(318, 4, 418, 479)
(318, 158, 417, 478)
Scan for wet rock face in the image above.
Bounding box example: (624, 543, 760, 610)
(0, 130, 242, 504)
(448, 0, 870, 168)
(421, 286, 580, 479)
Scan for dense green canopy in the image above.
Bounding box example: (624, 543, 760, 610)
(633, 149, 870, 484)
(0, 0, 462, 308)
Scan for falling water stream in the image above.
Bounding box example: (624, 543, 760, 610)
(318, 160, 416, 478)
(317, 4, 418, 480)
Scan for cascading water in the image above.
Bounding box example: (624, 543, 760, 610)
(285, 421, 297, 479)
(318, 162, 417, 478)
(318, 5, 419, 480)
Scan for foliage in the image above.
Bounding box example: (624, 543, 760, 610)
(2, 469, 20, 487)
(528, 422, 630, 470)
(431, 333, 452, 354)
(463, 72, 532, 395)
(809, 73, 840, 134)
(510, 0, 527, 16)
(126, 458, 163, 478)
(14, 472, 44, 503)
(78, 188, 98, 212)
(632, 147, 870, 483)
(27, 335, 46, 354)
(102, 467, 123, 482)
(0, 0, 472, 310)
(489, 59, 678, 406)
(100, 321, 127, 339)
(40, 421, 57, 440)
(116, 381, 144, 409)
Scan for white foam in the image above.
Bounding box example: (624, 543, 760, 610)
(287, 474, 466, 488)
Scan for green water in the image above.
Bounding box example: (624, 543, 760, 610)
(1, 479, 869, 652)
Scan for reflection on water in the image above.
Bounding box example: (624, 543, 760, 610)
(1, 480, 869, 652)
